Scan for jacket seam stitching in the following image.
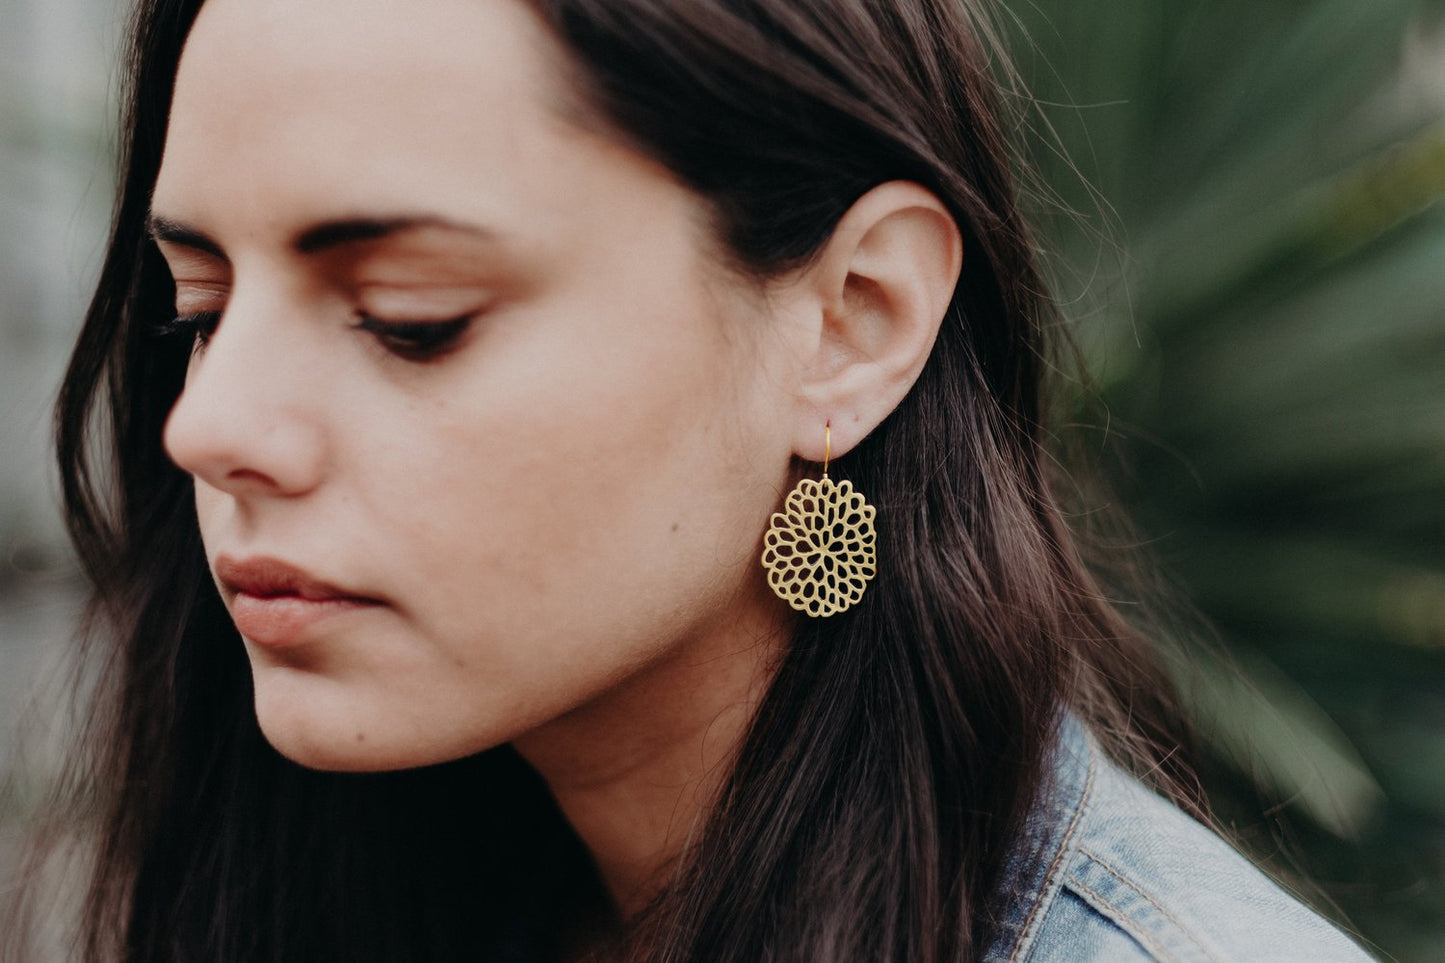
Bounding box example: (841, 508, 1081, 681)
(1074, 847, 1225, 963)
(1065, 875, 1177, 963)
(1006, 734, 1097, 963)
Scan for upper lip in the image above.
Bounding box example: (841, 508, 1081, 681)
(214, 555, 377, 603)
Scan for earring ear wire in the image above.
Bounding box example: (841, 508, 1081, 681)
(760, 420, 877, 617)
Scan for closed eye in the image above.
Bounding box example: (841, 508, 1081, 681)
(353, 313, 474, 361)
(154, 310, 223, 347)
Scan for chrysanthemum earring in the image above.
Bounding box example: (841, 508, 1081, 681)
(761, 421, 877, 617)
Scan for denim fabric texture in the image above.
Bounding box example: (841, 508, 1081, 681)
(983, 713, 1380, 963)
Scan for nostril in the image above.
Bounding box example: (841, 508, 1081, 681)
(226, 467, 280, 487)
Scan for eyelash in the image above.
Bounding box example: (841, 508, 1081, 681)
(153, 310, 222, 347)
(353, 313, 473, 361)
(152, 311, 473, 361)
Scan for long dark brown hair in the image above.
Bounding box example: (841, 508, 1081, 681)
(5, 0, 1197, 960)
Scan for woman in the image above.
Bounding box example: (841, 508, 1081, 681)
(3, 0, 1380, 960)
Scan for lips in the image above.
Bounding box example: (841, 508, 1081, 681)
(215, 555, 382, 648)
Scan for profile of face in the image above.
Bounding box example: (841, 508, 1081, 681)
(154, 0, 809, 771)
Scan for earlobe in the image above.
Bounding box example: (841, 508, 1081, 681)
(788, 181, 963, 462)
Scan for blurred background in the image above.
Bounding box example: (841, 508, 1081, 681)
(1003, 1, 1445, 960)
(0, 0, 124, 920)
(0, 0, 1442, 960)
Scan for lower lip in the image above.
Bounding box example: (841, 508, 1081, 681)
(230, 593, 381, 648)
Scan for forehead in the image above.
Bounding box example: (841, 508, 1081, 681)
(154, 0, 587, 229)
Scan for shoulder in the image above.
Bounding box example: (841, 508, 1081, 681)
(985, 714, 1380, 963)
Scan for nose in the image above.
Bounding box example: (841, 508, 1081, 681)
(163, 296, 327, 498)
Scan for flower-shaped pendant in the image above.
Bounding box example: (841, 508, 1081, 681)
(761, 476, 877, 617)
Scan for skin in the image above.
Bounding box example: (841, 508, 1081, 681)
(155, 0, 961, 920)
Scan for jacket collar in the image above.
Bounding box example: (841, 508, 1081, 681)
(983, 710, 1098, 963)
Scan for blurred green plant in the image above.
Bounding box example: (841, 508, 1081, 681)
(1003, 0, 1445, 959)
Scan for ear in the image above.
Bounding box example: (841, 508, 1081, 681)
(784, 181, 962, 462)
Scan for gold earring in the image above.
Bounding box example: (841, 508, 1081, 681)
(761, 421, 877, 617)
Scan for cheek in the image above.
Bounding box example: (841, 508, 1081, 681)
(384, 311, 760, 635)
(318, 295, 778, 743)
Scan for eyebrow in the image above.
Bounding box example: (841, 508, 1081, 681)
(145, 214, 496, 257)
(146, 216, 226, 257)
(294, 215, 496, 253)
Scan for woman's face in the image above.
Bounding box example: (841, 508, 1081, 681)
(154, 0, 801, 771)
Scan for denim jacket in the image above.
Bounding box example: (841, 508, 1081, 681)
(984, 713, 1379, 963)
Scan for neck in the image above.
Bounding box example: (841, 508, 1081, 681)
(512, 590, 789, 918)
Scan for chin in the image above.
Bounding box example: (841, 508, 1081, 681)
(256, 718, 396, 773)
(250, 677, 425, 773)
(249, 666, 515, 773)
